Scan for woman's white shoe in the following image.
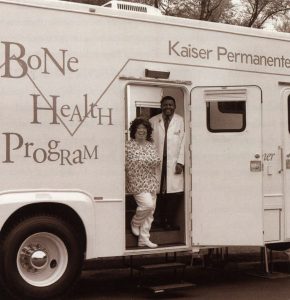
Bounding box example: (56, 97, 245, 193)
(138, 240, 158, 248)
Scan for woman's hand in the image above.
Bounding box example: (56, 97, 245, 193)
(175, 163, 183, 174)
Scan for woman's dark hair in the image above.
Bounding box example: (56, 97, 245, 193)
(129, 117, 153, 141)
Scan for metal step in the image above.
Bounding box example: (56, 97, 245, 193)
(145, 282, 196, 293)
(133, 260, 195, 293)
(126, 229, 184, 248)
(135, 262, 186, 271)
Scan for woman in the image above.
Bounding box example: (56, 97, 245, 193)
(126, 117, 161, 248)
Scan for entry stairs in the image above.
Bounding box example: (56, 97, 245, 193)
(131, 256, 195, 293)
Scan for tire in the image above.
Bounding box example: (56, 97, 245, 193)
(0, 214, 84, 300)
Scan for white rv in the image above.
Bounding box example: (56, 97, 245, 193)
(0, 0, 290, 298)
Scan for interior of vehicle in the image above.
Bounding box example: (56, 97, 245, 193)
(125, 85, 186, 249)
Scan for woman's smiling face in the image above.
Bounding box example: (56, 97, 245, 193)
(135, 124, 147, 142)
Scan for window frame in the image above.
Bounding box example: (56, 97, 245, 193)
(205, 89, 247, 133)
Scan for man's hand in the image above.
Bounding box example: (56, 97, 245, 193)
(175, 163, 183, 174)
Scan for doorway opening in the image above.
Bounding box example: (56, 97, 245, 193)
(125, 84, 186, 249)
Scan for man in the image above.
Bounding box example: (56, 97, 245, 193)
(150, 96, 184, 230)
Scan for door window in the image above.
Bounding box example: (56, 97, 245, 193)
(204, 89, 247, 132)
(207, 101, 246, 132)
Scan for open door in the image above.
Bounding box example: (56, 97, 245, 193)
(283, 91, 290, 240)
(191, 86, 263, 246)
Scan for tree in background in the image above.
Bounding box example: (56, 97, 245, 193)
(162, 0, 233, 23)
(62, 0, 290, 32)
(227, 0, 290, 29)
(274, 9, 290, 33)
(64, 0, 234, 22)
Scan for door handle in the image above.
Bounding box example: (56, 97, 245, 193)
(278, 146, 283, 174)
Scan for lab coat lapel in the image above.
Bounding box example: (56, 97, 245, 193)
(158, 115, 165, 131)
(169, 114, 177, 130)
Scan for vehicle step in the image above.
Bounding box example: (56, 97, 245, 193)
(145, 282, 196, 293)
(126, 230, 183, 248)
(135, 262, 186, 271)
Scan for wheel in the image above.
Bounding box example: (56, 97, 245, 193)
(0, 214, 84, 300)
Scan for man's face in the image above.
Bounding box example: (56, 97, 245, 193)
(161, 99, 176, 117)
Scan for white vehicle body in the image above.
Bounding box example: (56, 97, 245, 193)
(1, 0, 290, 298)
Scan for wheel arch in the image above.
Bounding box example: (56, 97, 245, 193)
(0, 203, 87, 255)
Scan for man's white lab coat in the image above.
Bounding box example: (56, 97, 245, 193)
(150, 113, 184, 193)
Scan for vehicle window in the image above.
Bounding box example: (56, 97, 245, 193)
(136, 107, 161, 119)
(206, 101, 246, 132)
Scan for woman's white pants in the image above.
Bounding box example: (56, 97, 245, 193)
(131, 192, 156, 242)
